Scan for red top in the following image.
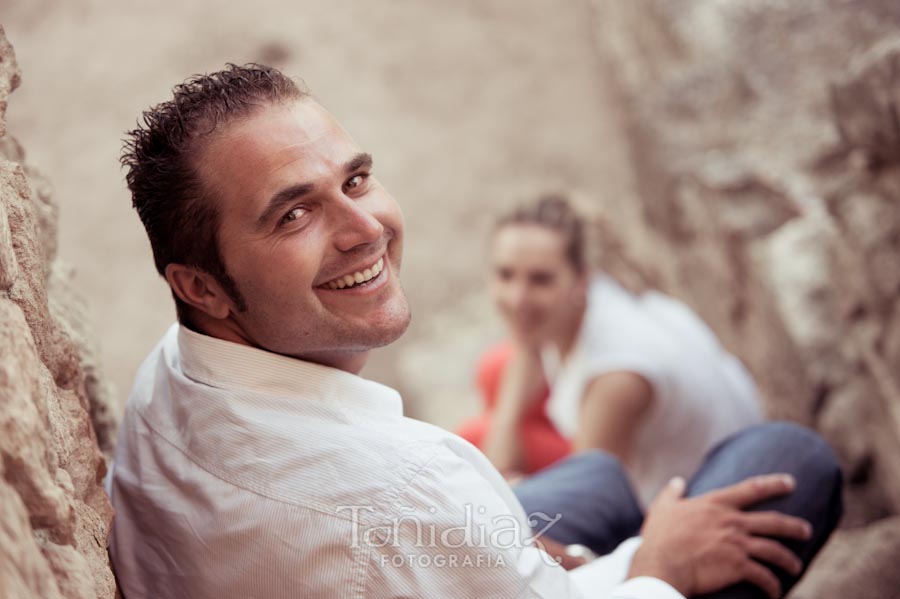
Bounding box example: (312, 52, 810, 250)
(456, 342, 571, 474)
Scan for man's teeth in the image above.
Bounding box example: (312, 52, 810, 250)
(326, 258, 384, 290)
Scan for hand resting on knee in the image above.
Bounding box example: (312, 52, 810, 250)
(628, 474, 811, 599)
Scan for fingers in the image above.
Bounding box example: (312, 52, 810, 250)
(705, 474, 796, 508)
(741, 510, 813, 541)
(649, 476, 686, 508)
(740, 558, 783, 599)
(738, 513, 809, 598)
(744, 537, 803, 575)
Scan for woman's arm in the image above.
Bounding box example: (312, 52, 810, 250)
(481, 345, 546, 478)
(572, 372, 654, 462)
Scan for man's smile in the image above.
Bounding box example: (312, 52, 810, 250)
(319, 256, 386, 290)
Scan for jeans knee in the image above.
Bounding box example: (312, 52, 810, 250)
(753, 421, 842, 486)
(573, 449, 628, 480)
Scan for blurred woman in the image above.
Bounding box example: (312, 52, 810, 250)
(457, 195, 763, 507)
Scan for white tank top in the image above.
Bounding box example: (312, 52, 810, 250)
(542, 275, 763, 507)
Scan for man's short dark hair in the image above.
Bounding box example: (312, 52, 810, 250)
(121, 63, 307, 325)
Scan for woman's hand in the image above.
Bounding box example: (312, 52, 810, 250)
(502, 343, 545, 403)
(482, 342, 548, 476)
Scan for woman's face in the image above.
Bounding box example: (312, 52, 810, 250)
(489, 223, 586, 346)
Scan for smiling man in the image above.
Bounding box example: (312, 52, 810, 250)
(109, 65, 841, 599)
(147, 82, 408, 371)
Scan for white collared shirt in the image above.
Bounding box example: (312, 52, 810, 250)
(109, 324, 683, 599)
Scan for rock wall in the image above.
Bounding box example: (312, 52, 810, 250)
(0, 26, 117, 599)
(585, 1, 900, 596)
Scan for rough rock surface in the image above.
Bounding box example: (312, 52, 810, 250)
(793, 515, 900, 597)
(0, 26, 117, 599)
(585, 1, 900, 596)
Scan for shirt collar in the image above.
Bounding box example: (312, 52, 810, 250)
(176, 324, 404, 418)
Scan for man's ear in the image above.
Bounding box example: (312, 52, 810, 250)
(165, 263, 233, 320)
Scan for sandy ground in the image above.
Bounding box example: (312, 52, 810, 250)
(3, 0, 634, 429)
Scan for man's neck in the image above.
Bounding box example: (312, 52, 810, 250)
(187, 315, 371, 375)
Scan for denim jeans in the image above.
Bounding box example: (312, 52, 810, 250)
(513, 422, 843, 599)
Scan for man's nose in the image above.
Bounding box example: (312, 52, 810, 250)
(331, 196, 385, 252)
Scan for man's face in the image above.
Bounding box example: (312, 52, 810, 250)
(194, 98, 410, 368)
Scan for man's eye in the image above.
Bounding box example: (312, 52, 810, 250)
(280, 207, 307, 226)
(344, 174, 367, 191)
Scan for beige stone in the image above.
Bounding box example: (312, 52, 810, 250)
(791, 516, 900, 598)
(832, 39, 900, 167)
(0, 25, 21, 139)
(0, 482, 64, 599)
(48, 260, 119, 454)
(587, 0, 900, 593)
(0, 194, 17, 290)
(0, 26, 116, 599)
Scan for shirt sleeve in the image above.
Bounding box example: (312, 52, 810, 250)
(569, 538, 685, 599)
(576, 277, 672, 401)
(360, 448, 686, 599)
(608, 578, 685, 599)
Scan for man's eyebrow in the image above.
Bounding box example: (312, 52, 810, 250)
(347, 152, 373, 173)
(256, 182, 315, 229)
(255, 153, 374, 229)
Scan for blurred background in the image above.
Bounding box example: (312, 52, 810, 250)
(4, 0, 635, 429)
(3, 0, 900, 595)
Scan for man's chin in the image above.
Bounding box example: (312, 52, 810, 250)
(368, 302, 412, 348)
(335, 293, 411, 351)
